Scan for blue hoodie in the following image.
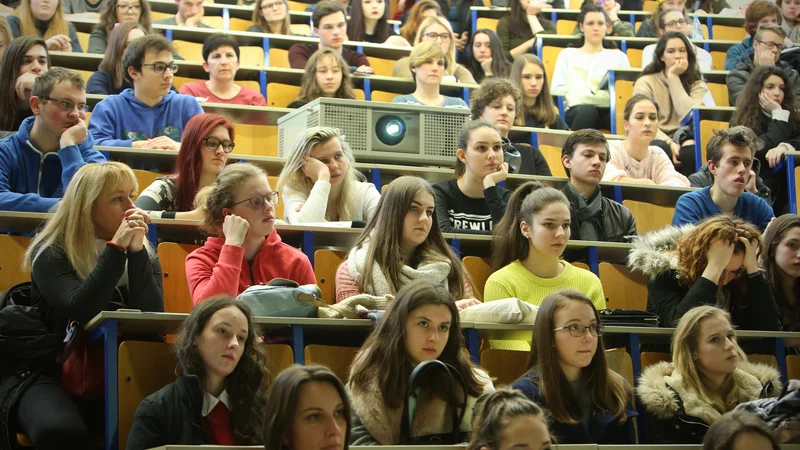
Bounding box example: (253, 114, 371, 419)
(88, 89, 203, 147)
(0, 116, 106, 212)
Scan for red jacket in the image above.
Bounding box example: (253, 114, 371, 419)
(185, 230, 316, 306)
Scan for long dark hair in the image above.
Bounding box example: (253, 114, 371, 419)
(640, 31, 702, 93)
(510, 54, 557, 127)
(175, 296, 270, 445)
(575, 4, 617, 49)
(491, 181, 570, 271)
(349, 282, 485, 409)
(95, 0, 152, 38)
(0, 36, 48, 131)
(467, 29, 511, 83)
(263, 365, 352, 450)
(760, 213, 800, 330)
(98, 22, 146, 90)
(732, 65, 800, 136)
(508, 0, 549, 39)
(520, 289, 630, 424)
(348, 0, 391, 43)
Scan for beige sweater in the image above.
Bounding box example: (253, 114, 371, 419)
(633, 72, 708, 137)
(392, 56, 476, 84)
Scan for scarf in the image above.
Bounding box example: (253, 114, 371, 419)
(346, 239, 451, 295)
(565, 182, 604, 241)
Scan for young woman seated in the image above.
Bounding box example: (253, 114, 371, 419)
(0, 36, 48, 131)
(634, 31, 707, 175)
(484, 182, 606, 350)
(87, 22, 145, 95)
(637, 306, 782, 444)
(392, 16, 475, 84)
(347, 0, 410, 45)
(496, 0, 556, 60)
(288, 48, 356, 109)
(88, 0, 152, 54)
(348, 281, 495, 445)
(2, 162, 163, 449)
(186, 163, 316, 306)
(466, 388, 554, 450)
(392, 41, 468, 108)
(551, 4, 631, 130)
(470, 77, 551, 176)
(432, 120, 511, 235)
(335, 176, 480, 309)
(702, 410, 782, 450)
(510, 54, 568, 130)
(397, 0, 442, 43)
(135, 113, 233, 220)
(731, 66, 800, 214)
(277, 127, 380, 223)
(262, 365, 351, 450)
(642, 8, 713, 70)
(760, 214, 800, 338)
(248, 0, 293, 35)
(466, 29, 511, 84)
(636, 0, 687, 37)
(572, 0, 635, 37)
(511, 289, 637, 444)
(605, 94, 690, 186)
(7, 0, 82, 52)
(628, 215, 780, 330)
(127, 296, 268, 448)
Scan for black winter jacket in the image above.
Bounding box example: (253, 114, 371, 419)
(560, 183, 637, 243)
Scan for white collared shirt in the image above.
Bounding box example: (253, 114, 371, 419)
(201, 389, 231, 417)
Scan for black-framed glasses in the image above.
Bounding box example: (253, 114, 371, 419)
(203, 137, 235, 153)
(116, 4, 141, 12)
(422, 32, 452, 41)
(664, 18, 687, 28)
(142, 62, 179, 74)
(232, 193, 280, 209)
(40, 96, 88, 112)
(553, 323, 604, 337)
(756, 40, 785, 52)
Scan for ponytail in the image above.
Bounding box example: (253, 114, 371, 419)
(467, 388, 551, 450)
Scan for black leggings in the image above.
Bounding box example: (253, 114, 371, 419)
(15, 375, 89, 449)
(651, 139, 697, 177)
(565, 105, 611, 131)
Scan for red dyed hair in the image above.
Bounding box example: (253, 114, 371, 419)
(173, 113, 235, 212)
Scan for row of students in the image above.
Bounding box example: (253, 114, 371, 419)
(5, 0, 82, 52)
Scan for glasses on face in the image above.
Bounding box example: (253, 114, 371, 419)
(203, 137, 235, 153)
(423, 32, 452, 41)
(40, 96, 89, 112)
(756, 40, 786, 52)
(553, 323, 604, 337)
(142, 62, 179, 74)
(232, 193, 280, 209)
(664, 18, 687, 28)
(261, 0, 283, 9)
(116, 3, 141, 12)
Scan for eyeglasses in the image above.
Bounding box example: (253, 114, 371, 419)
(422, 32, 452, 41)
(40, 96, 88, 112)
(203, 137, 235, 153)
(142, 62, 179, 74)
(232, 193, 280, 209)
(664, 18, 687, 28)
(261, 0, 284, 9)
(552, 323, 604, 337)
(116, 4, 141, 12)
(756, 40, 785, 52)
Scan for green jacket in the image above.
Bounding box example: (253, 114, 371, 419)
(496, 15, 557, 60)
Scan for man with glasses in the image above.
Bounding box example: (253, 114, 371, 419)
(728, 24, 800, 104)
(89, 34, 203, 150)
(0, 68, 104, 212)
(724, 0, 782, 70)
(288, 1, 373, 74)
(155, 0, 211, 28)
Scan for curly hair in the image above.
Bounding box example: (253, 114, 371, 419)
(731, 66, 800, 138)
(175, 296, 270, 445)
(676, 216, 763, 286)
(469, 77, 521, 123)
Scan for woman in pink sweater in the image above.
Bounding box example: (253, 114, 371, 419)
(335, 176, 479, 310)
(604, 94, 690, 186)
(185, 163, 315, 306)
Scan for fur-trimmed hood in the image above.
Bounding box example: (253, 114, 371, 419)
(627, 224, 696, 278)
(349, 366, 494, 445)
(637, 360, 782, 426)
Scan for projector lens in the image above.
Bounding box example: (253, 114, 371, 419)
(376, 115, 406, 146)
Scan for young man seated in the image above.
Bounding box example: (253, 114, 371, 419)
(154, 0, 211, 28)
(560, 129, 637, 242)
(672, 126, 775, 231)
(178, 33, 266, 105)
(288, 1, 373, 74)
(88, 34, 203, 150)
(0, 67, 105, 212)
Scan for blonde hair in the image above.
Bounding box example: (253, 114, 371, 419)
(414, 16, 456, 77)
(672, 306, 748, 415)
(276, 127, 366, 221)
(409, 40, 447, 78)
(23, 162, 151, 279)
(195, 163, 268, 235)
(251, 0, 292, 35)
(15, 0, 70, 41)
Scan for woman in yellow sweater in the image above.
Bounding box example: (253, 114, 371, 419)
(483, 181, 605, 350)
(633, 31, 708, 176)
